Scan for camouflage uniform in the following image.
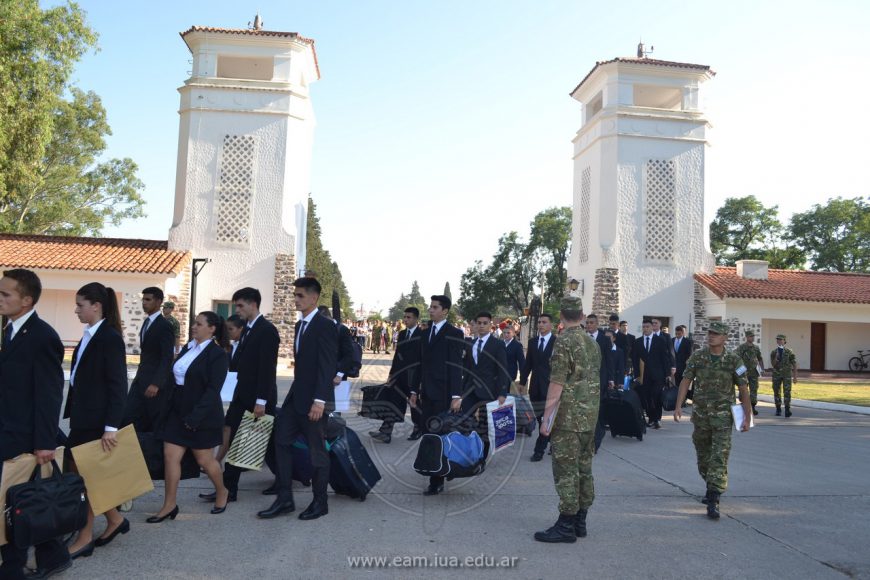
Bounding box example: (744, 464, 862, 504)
(683, 346, 748, 494)
(734, 340, 763, 407)
(548, 325, 601, 514)
(164, 314, 180, 339)
(770, 341, 796, 411)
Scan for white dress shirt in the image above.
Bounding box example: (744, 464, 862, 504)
(7, 308, 35, 340)
(473, 332, 491, 365)
(173, 339, 211, 385)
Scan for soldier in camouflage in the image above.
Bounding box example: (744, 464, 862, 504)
(674, 321, 751, 519)
(770, 334, 797, 417)
(734, 330, 765, 416)
(162, 301, 181, 352)
(534, 295, 601, 543)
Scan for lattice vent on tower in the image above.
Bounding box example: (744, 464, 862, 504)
(644, 159, 675, 262)
(215, 135, 256, 245)
(577, 166, 591, 263)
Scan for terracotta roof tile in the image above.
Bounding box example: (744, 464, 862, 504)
(570, 57, 714, 97)
(0, 234, 191, 275)
(180, 26, 320, 79)
(694, 267, 870, 305)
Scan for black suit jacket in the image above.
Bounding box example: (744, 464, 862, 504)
(613, 346, 626, 379)
(632, 334, 671, 386)
(231, 315, 279, 412)
(64, 322, 128, 431)
(132, 314, 174, 392)
(463, 335, 510, 401)
(288, 313, 338, 414)
(389, 327, 423, 396)
(658, 332, 676, 367)
(614, 331, 634, 372)
(420, 322, 464, 401)
(520, 334, 556, 402)
(335, 322, 356, 379)
(171, 341, 227, 430)
(590, 331, 616, 393)
(0, 313, 65, 456)
(673, 336, 693, 378)
(504, 338, 526, 382)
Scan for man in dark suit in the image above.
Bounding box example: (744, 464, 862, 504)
(633, 320, 672, 429)
(418, 295, 464, 495)
(618, 320, 636, 376)
(673, 325, 693, 389)
(0, 269, 71, 579)
(605, 330, 626, 378)
(652, 318, 677, 381)
(462, 312, 510, 457)
(259, 278, 337, 520)
(217, 287, 280, 501)
(585, 314, 616, 451)
(502, 325, 525, 385)
(316, 304, 357, 390)
(520, 313, 556, 461)
(372, 307, 423, 443)
(123, 286, 174, 431)
(609, 315, 630, 376)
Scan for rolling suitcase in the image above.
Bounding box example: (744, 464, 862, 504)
(359, 383, 406, 423)
(291, 417, 347, 486)
(604, 389, 646, 441)
(329, 427, 381, 501)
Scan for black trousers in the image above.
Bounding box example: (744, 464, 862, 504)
(0, 434, 69, 580)
(223, 405, 276, 492)
(123, 382, 170, 432)
(639, 379, 664, 422)
(421, 396, 451, 488)
(273, 400, 329, 503)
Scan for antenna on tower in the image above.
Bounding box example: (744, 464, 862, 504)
(637, 39, 654, 59)
(249, 12, 263, 30)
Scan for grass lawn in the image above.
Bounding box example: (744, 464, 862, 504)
(758, 379, 870, 407)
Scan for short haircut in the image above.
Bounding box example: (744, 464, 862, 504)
(538, 313, 553, 323)
(619, 320, 628, 325)
(232, 287, 262, 307)
(293, 277, 322, 296)
(404, 307, 420, 318)
(651, 317, 661, 324)
(3, 269, 42, 305)
(642, 320, 652, 326)
(560, 309, 582, 323)
(475, 311, 492, 321)
(608, 313, 620, 322)
(142, 286, 164, 301)
(430, 294, 451, 311)
(586, 313, 598, 321)
(676, 325, 687, 332)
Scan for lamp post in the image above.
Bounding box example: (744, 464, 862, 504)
(189, 258, 211, 331)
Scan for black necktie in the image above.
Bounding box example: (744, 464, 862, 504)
(296, 320, 308, 352)
(3, 323, 12, 349)
(140, 317, 151, 344)
(430, 325, 437, 343)
(475, 338, 483, 363)
(646, 336, 650, 352)
(539, 337, 545, 351)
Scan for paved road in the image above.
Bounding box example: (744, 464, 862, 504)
(61, 353, 870, 579)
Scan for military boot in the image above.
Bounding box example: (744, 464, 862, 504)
(785, 406, 792, 418)
(533, 514, 577, 543)
(775, 405, 782, 416)
(751, 404, 758, 416)
(574, 509, 588, 537)
(701, 489, 711, 505)
(706, 492, 720, 520)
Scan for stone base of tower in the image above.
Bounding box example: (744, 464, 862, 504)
(272, 253, 297, 360)
(166, 261, 192, 346)
(591, 268, 620, 316)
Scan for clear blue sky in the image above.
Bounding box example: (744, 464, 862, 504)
(51, 0, 869, 314)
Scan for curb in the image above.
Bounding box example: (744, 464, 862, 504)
(757, 394, 870, 416)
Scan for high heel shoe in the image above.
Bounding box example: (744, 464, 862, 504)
(69, 541, 95, 559)
(210, 503, 228, 515)
(95, 517, 130, 547)
(146, 505, 179, 523)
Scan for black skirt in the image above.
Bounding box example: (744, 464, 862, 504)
(161, 405, 221, 450)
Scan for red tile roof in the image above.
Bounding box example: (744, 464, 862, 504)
(180, 26, 320, 80)
(695, 267, 870, 305)
(570, 57, 714, 97)
(0, 234, 191, 275)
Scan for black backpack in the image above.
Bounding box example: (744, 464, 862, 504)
(347, 340, 363, 378)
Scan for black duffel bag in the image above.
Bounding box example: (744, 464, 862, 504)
(359, 383, 407, 423)
(5, 460, 88, 550)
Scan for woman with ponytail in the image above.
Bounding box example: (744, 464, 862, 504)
(147, 311, 230, 522)
(64, 282, 130, 558)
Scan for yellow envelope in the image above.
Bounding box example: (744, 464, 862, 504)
(71, 425, 154, 515)
(0, 448, 65, 546)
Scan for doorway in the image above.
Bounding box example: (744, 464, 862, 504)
(810, 322, 826, 371)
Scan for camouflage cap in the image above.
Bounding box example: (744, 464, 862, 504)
(560, 295, 583, 311)
(776, 333, 787, 341)
(744, 329, 755, 337)
(162, 301, 175, 309)
(707, 321, 728, 335)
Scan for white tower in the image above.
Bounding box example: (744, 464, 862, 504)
(567, 54, 716, 333)
(168, 23, 319, 356)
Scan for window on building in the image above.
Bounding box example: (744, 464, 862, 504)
(577, 167, 591, 263)
(644, 159, 676, 262)
(216, 55, 274, 81)
(215, 135, 255, 245)
(633, 84, 682, 110)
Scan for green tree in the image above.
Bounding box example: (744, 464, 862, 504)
(388, 280, 427, 321)
(787, 197, 870, 272)
(305, 197, 354, 318)
(709, 195, 804, 268)
(442, 281, 457, 323)
(458, 232, 537, 318)
(528, 206, 572, 303)
(407, 280, 425, 305)
(0, 1, 145, 235)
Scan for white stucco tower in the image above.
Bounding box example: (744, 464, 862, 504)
(567, 54, 716, 332)
(168, 23, 319, 356)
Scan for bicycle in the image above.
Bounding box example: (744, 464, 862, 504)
(848, 350, 870, 372)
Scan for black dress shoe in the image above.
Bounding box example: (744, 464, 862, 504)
(423, 484, 444, 496)
(530, 452, 543, 462)
(653, 421, 661, 429)
(146, 505, 179, 524)
(261, 483, 278, 496)
(370, 432, 391, 444)
(69, 541, 94, 560)
(200, 490, 237, 502)
(407, 429, 423, 441)
(25, 560, 72, 579)
(298, 501, 328, 520)
(94, 517, 129, 547)
(257, 498, 295, 519)
(210, 504, 228, 515)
